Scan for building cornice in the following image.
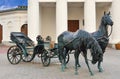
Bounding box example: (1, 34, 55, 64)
(0, 6, 27, 13)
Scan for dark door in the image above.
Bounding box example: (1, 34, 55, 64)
(68, 20, 79, 32)
(21, 24, 28, 36)
(0, 24, 2, 43)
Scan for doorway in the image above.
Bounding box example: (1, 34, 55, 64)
(68, 20, 79, 32)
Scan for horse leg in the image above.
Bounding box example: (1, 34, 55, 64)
(97, 49, 104, 72)
(64, 49, 69, 68)
(61, 56, 65, 72)
(76, 52, 81, 67)
(62, 48, 68, 71)
(74, 50, 79, 75)
(60, 48, 65, 72)
(83, 51, 94, 76)
(98, 61, 103, 72)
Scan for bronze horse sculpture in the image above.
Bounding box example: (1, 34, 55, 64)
(75, 12, 113, 71)
(58, 12, 113, 75)
(92, 12, 113, 53)
(58, 30, 103, 75)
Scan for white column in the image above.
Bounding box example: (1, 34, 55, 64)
(28, 0, 40, 42)
(111, 0, 120, 44)
(84, 0, 96, 33)
(56, 0, 67, 42)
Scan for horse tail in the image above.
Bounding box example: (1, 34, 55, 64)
(58, 34, 65, 53)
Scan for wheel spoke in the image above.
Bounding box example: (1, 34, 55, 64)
(11, 58, 15, 63)
(22, 53, 34, 62)
(9, 56, 13, 61)
(14, 58, 17, 63)
(8, 54, 13, 59)
(15, 57, 19, 61)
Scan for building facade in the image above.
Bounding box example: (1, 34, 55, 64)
(28, 0, 120, 44)
(0, 0, 120, 45)
(0, 6, 27, 43)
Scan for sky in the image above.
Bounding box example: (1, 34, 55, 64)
(0, 0, 28, 10)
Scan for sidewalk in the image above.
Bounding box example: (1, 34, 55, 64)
(0, 45, 9, 54)
(0, 46, 120, 79)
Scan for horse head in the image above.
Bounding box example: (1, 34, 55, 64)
(90, 42, 103, 64)
(91, 50, 103, 64)
(102, 11, 113, 26)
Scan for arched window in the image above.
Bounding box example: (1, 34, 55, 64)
(7, 21, 13, 28)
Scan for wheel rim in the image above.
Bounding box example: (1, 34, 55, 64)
(7, 46, 22, 64)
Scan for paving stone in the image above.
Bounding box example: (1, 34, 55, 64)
(0, 46, 120, 79)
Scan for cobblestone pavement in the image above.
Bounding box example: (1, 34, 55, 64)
(0, 45, 9, 54)
(0, 45, 120, 79)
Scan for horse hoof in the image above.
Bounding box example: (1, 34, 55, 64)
(99, 69, 103, 72)
(90, 72, 94, 76)
(61, 68, 65, 72)
(75, 72, 78, 75)
(61, 69, 65, 72)
(77, 65, 81, 67)
(91, 74, 94, 76)
(65, 66, 68, 69)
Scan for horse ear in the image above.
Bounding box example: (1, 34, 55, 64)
(108, 11, 110, 15)
(104, 11, 106, 15)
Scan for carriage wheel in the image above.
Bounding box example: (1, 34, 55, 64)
(22, 51, 35, 62)
(41, 49, 50, 66)
(58, 54, 70, 64)
(7, 46, 22, 64)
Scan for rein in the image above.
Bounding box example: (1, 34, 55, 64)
(108, 26, 113, 37)
(89, 26, 113, 62)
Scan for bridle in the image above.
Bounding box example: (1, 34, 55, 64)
(97, 25, 113, 41)
(108, 26, 113, 38)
